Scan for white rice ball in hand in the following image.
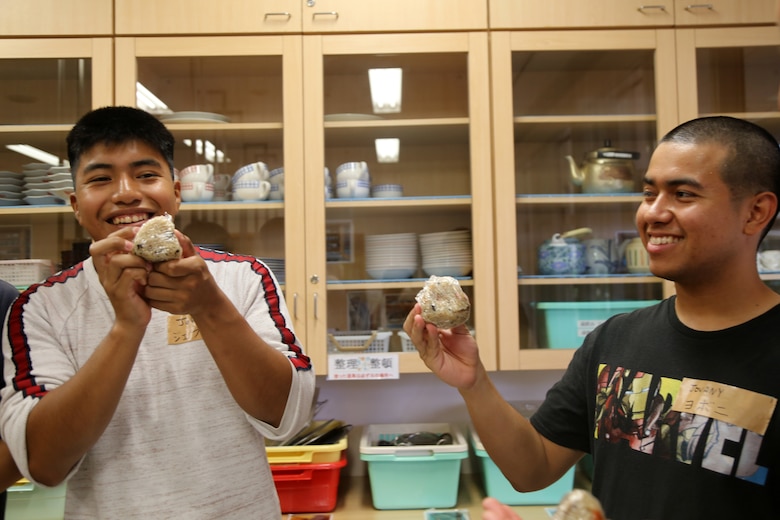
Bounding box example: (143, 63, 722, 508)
(415, 275, 471, 329)
(132, 214, 182, 262)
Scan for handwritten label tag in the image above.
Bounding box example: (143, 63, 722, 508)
(327, 353, 399, 380)
(167, 314, 202, 345)
(671, 378, 777, 435)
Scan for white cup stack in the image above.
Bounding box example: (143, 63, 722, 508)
(335, 161, 370, 198)
(269, 167, 284, 200)
(365, 232, 418, 279)
(419, 229, 473, 277)
(179, 164, 215, 202)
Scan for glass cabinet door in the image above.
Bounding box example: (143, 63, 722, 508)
(302, 33, 494, 374)
(115, 35, 307, 342)
(0, 38, 112, 271)
(676, 26, 780, 291)
(491, 29, 679, 370)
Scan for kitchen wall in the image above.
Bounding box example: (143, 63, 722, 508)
(314, 369, 564, 475)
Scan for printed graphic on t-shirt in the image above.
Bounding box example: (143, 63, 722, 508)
(594, 364, 772, 486)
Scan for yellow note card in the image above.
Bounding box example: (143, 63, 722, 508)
(167, 314, 202, 345)
(671, 378, 777, 435)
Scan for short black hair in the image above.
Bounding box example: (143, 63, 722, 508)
(66, 106, 175, 178)
(660, 116, 780, 240)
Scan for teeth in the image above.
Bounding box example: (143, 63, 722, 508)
(111, 214, 148, 225)
(649, 236, 680, 245)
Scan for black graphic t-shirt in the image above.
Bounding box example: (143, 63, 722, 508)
(531, 297, 780, 520)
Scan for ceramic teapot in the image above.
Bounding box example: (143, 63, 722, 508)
(537, 227, 592, 275)
(565, 141, 640, 194)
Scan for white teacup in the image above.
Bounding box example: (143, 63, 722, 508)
(269, 183, 284, 200)
(233, 161, 270, 184)
(336, 178, 371, 198)
(212, 174, 231, 201)
(232, 180, 271, 201)
(269, 167, 285, 185)
(180, 181, 214, 202)
(336, 161, 369, 182)
(179, 164, 214, 183)
(372, 183, 403, 198)
(758, 250, 780, 272)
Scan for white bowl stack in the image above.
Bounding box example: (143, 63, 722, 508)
(0, 171, 25, 206)
(365, 233, 418, 279)
(21, 164, 73, 205)
(419, 229, 473, 277)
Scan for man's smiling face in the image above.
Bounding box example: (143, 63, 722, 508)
(69, 140, 180, 242)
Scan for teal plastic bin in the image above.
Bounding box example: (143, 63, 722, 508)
(360, 423, 468, 510)
(471, 429, 575, 505)
(534, 300, 660, 349)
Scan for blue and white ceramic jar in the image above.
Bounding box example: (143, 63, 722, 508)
(538, 233, 586, 275)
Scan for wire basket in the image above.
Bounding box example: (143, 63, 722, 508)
(398, 329, 475, 353)
(0, 259, 53, 288)
(327, 330, 392, 353)
(397, 331, 417, 353)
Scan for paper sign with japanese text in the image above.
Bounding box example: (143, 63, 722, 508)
(327, 353, 400, 380)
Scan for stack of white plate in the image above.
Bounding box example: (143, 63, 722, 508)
(365, 233, 418, 279)
(0, 171, 25, 206)
(261, 258, 286, 283)
(22, 164, 72, 205)
(419, 229, 473, 277)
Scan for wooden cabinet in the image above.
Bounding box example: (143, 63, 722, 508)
(301, 32, 494, 373)
(489, 0, 776, 29)
(675, 24, 780, 289)
(110, 32, 494, 375)
(490, 29, 680, 370)
(0, 0, 112, 36)
(301, 0, 487, 32)
(114, 0, 303, 35)
(114, 33, 309, 362)
(676, 25, 780, 122)
(673, 0, 777, 26)
(488, 0, 674, 29)
(0, 38, 113, 262)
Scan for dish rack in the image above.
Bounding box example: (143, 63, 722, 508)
(0, 259, 53, 288)
(327, 330, 392, 353)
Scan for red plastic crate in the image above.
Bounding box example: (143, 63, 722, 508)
(272, 453, 347, 513)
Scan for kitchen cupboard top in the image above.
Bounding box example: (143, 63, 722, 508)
(115, 0, 487, 35)
(0, 0, 112, 36)
(488, 0, 675, 29)
(489, 0, 777, 30)
(115, 0, 304, 35)
(673, 0, 777, 26)
(300, 0, 487, 33)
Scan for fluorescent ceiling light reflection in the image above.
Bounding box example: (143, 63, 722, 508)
(375, 138, 400, 163)
(185, 139, 228, 164)
(6, 144, 60, 166)
(136, 82, 172, 114)
(368, 68, 402, 114)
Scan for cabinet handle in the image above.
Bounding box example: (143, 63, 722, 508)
(313, 292, 319, 320)
(637, 5, 667, 12)
(264, 12, 292, 20)
(293, 293, 299, 320)
(312, 11, 339, 20)
(684, 4, 714, 10)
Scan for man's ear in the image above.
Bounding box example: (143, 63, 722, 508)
(70, 192, 81, 224)
(745, 191, 778, 236)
